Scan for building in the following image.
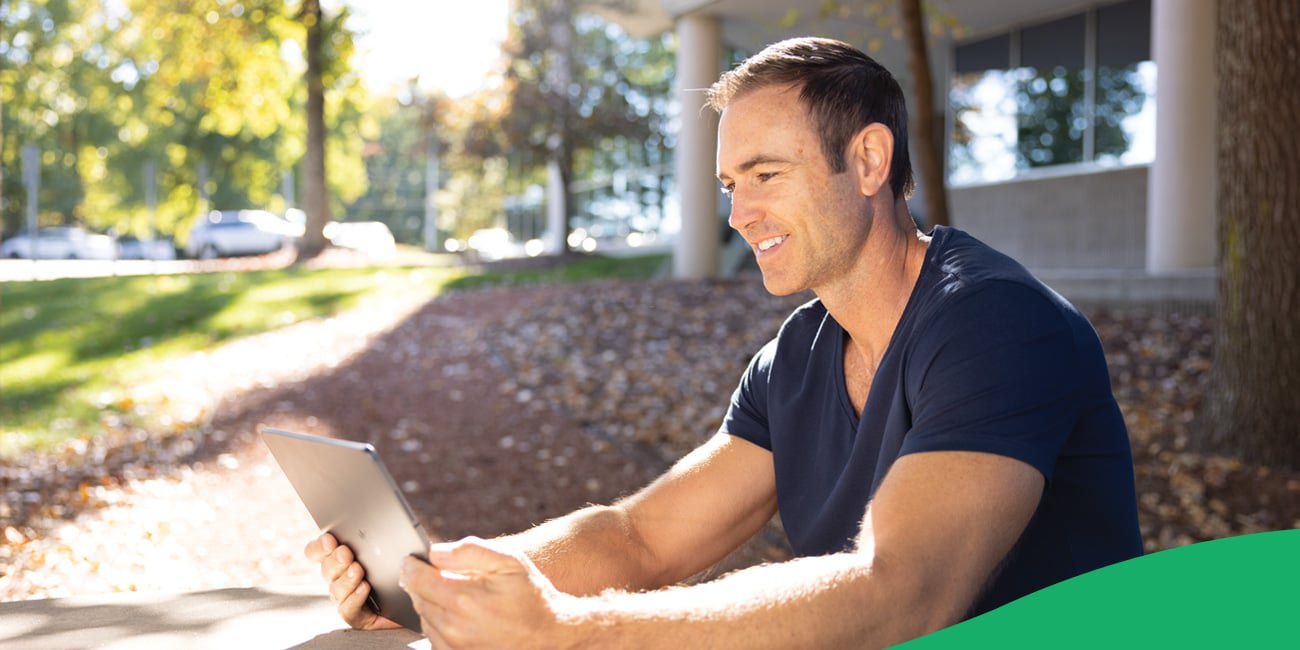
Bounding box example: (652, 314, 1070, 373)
(595, 0, 1216, 303)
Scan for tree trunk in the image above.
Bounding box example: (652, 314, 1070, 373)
(1197, 0, 1300, 470)
(297, 0, 330, 262)
(0, 93, 5, 226)
(898, 0, 950, 228)
(545, 0, 576, 256)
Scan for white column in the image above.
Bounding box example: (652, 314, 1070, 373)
(673, 13, 721, 279)
(1146, 0, 1216, 272)
(545, 158, 567, 254)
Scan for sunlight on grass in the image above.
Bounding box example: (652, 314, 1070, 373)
(0, 255, 664, 455)
(0, 266, 460, 451)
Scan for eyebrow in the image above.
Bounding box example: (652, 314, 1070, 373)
(716, 155, 790, 182)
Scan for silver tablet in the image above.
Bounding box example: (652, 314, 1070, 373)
(260, 426, 431, 631)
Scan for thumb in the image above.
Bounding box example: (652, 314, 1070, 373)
(429, 536, 525, 576)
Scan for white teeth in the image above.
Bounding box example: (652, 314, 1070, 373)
(757, 236, 786, 252)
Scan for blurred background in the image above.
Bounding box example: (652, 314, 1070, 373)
(2, 0, 1297, 616)
(1, 0, 1196, 280)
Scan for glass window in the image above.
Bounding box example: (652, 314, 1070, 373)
(1095, 0, 1156, 165)
(948, 0, 1155, 184)
(950, 69, 1021, 184)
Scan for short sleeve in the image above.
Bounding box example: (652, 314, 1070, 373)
(900, 282, 1082, 480)
(720, 338, 778, 450)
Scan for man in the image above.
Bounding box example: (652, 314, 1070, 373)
(308, 37, 1142, 648)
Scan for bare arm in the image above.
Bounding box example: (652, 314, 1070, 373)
(498, 432, 779, 595)
(309, 432, 776, 627)
(402, 449, 1043, 649)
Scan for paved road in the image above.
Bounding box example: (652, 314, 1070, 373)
(0, 242, 671, 283)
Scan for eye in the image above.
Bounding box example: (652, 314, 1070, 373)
(719, 183, 734, 197)
(756, 172, 777, 183)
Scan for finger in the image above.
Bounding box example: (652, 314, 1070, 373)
(400, 555, 447, 595)
(401, 555, 473, 614)
(321, 544, 355, 582)
(304, 532, 338, 561)
(427, 537, 525, 575)
(329, 560, 364, 605)
(337, 572, 374, 625)
(336, 574, 403, 631)
(339, 576, 385, 629)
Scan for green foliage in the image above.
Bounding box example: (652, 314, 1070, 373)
(340, 89, 437, 244)
(344, 4, 676, 248)
(0, 0, 368, 242)
(456, 1, 675, 242)
(494, 5, 674, 178)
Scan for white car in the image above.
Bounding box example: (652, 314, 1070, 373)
(185, 210, 304, 259)
(324, 221, 397, 257)
(1, 227, 117, 260)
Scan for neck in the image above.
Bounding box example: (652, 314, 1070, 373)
(817, 202, 929, 370)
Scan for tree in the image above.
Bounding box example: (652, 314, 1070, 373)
(484, 0, 674, 252)
(1197, 0, 1300, 470)
(0, 0, 115, 231)
(898, 0, 949, 227)
(108, 0, 301, 236)
(296, 0, 330, 260)
(1, 0, 366, 244)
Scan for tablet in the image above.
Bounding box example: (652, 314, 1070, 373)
(260, 426, 431, 631)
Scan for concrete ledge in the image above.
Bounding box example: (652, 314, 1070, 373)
(1035, 267, 1217, 305)
(0, 585, 421, 649)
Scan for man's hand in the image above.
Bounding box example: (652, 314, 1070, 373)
(400, 537, 584, 650)
(304, 532, 402, 631)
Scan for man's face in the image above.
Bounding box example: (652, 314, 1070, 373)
(716, 84, 872, 297)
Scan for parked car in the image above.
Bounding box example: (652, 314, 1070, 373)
(117, 235, 177, 260)
(0, 227, 117, 260)
(324, 221, 397, 257)
(185, 210, 303, 259)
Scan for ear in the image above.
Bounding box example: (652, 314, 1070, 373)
(848, 123, 894, 199)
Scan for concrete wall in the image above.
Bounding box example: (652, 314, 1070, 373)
(949, 164, 1149, 271)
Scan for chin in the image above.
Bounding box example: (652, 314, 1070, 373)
(759, 273, 804, 297)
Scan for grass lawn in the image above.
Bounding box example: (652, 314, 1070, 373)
(0, 253, 666, 455)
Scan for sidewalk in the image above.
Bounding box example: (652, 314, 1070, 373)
(0, 246, 455, 283)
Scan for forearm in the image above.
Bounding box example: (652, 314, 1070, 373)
(497, 503, 663, 596)
(555, 553, 946, 650)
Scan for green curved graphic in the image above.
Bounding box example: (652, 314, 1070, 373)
(900, 529, 1300, 648)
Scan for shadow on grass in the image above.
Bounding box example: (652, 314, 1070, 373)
(1, 270, 374, 434)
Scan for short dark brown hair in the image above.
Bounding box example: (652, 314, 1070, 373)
(707, 37, 914, 198)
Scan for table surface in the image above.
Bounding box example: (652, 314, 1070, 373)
(0, 585, 428, 650)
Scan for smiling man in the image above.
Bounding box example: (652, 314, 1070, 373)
(308, 37, 1142, 649)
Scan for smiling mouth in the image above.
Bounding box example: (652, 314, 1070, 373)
(756, 235, 787, 253)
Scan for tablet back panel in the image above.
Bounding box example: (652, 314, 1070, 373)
(261, 427, 430, 631)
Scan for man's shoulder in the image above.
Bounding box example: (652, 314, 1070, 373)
(922, 226, 1077, 320)
(928, 226, 1038, 286)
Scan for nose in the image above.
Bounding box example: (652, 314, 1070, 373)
(727, 188, 761, 233)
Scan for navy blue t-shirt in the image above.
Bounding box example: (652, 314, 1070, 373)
(721, 225, 1142, 616)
